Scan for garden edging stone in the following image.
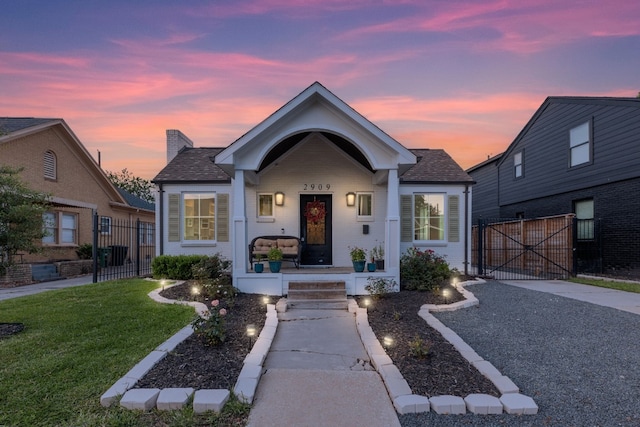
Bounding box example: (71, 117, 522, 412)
(100, 280, 278, 412)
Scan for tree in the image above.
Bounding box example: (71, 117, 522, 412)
(0, 166, 50, 272)
(105, 168, 154, 203)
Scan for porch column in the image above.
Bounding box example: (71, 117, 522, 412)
(386, 169, 400, 280)
(232, 169, 248, 276)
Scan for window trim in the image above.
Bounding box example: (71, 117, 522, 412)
(514, 150, 524, 179)
(257, 193, 275, 222)
(100, 216, 112, 235)
(42, 211, 78, 246)
(569, 120, 592, 168)
(182, 192, 216, 243)
(356, 192, 374, 221)
(412, 193, 446, 243)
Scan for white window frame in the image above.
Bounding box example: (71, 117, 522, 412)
(100, 216, 112, 235)
(356, 192, 374, 221)
(42, 211, 78, 245)
(413, 193, 446, 242)
(257, 193, 275, 222)
(514, 151, 523, 178)
(182, 192, 216, 242)
(569, 121, 591, 168)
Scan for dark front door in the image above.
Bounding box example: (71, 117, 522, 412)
(300, 194, 332, 266)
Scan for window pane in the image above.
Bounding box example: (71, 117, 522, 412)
(413, 194, 445, 241)
(42, 212, 56, 243)
(183, 193, 215, 241)
(259, 194, 273, 217)
(357, 194, 372, 216)
(61, 213, 76, 244)
(571, 143, 590, 166)
(570, 122, 589, 148)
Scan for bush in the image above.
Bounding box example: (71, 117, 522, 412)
(151, 254, 208, 279)
(192, 299, 228, 346)
(409, 335, 432, 359)
(365, 277, 398, 300)
(75, 244, 93, 260)
(400, 248, 452, 291)
(191, 254, 235, 302)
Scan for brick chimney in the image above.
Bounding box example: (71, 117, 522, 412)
(166, 129, 194, 163)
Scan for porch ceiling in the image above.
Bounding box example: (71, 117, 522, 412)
(258, 131, 374, 172)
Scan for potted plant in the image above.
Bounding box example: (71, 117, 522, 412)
(254, 254, 264, 273)
(349, 246, 366, 272)
(267, 247, 283, 273)
(372, 243, 385, 270)
(367, 252, 377, 272)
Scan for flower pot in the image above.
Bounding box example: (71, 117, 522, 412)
(352, 260, 365, 272)
(254, 263, 264, 273)
(367, 262, 376, 272)
(375, 259, 384, 270)
(269, 261, 282, 273)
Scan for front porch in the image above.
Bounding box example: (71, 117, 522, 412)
(234, 266, 396, 296)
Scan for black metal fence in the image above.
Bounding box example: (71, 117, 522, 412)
(92, 213, 155, 282)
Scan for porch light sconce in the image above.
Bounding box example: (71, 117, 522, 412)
(275, 192, 285, 206)
(346, 192, 356, 207)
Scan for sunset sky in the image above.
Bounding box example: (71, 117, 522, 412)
(2, 1, 639, 179)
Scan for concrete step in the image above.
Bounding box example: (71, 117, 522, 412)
(288, 281, 345, 290)
(287, 299, 349, 310)
(287, 289, 347, 300)
(31, 264, 62, 282)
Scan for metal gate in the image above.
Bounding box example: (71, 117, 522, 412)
(91, 213, 155, 282)
(472, 215, 575, 280)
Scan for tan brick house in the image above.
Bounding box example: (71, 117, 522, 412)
(0, 118, 154, 266)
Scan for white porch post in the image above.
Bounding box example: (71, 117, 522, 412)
(386, 169, 400, 281)
(232, 169, 247, 277)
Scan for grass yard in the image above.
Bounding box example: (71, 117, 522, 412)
(570, 276, 640, 293)
(0, 278, 250, 427)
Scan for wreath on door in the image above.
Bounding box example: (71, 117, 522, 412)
(304, 200, 326, 223)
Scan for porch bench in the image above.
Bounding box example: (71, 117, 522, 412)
(249, 236, 301, 269)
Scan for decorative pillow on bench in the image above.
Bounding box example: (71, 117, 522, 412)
(277, 238, 299, 255)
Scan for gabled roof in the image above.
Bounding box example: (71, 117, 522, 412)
(466, 153, 503, 173)
(496, 96, 640, 168)
(152, 147, 230, 183)
(0, 117, 58, 134)
(116, 187, 155, 212)
(401, 149, 474, 184)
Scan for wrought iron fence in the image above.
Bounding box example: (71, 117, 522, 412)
(92, 213, 155, 282)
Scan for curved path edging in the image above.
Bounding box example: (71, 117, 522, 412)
(354, 279, 539, 415)
(100, 280, 278, 413)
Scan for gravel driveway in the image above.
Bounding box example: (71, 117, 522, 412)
(399, 280, 640, 427)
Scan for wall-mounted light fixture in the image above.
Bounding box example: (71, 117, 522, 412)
(346, 192, 356, 207)
(275, 192, 285, 206)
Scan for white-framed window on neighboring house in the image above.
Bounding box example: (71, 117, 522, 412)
(356, 193, 373, 221)
(100, 216, 112, 235)
(514, 151, 523, 178)
(139, 222, 155, 245)
(257, 193, 274, 221)
(183, 193, 215, 241)
(574, 198, 594, 240)
(42, 211, 77, 245)
(44, 150, 57, 180)
(569, 121, 591, 167)
(413, 193, 445, 241)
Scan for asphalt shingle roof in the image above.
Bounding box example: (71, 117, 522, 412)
(116, 187, 155, 211)
(402, 149, 474, 183)
(152, 147, 230, 183)
(0, 117, 58, 135)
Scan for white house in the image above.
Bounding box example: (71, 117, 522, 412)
(153, 82, 474, 295)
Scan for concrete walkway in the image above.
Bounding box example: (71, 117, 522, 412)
(0, 275, 94, 301)
(501, 279, 640, 315)
(247, 309, 401, 427)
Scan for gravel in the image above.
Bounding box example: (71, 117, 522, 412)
(399, 280, 640, 427)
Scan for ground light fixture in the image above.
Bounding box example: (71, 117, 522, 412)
(363, 298, 371, 310)
(191, 285, 200, 296)
(383, 336, 393, 348)
(262, 296, 270, 305)
(247, 324, 257, 349)
(442, 288, 450, 304)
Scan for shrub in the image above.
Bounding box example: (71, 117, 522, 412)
(400, 248, 452, 291)
(75, 244, 93, 260)
(408, 335, 432, 359)
(151, 254, 208, 279)
(364, 277, 398, 300)
(192, 299, 227, 346)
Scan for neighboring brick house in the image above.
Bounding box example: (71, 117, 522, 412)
(467, 97, 640, 276)
(0, 117, 155, 265)
(153, 82, 474, 295)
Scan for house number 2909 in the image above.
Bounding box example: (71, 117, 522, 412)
(303, 183, 330, 190)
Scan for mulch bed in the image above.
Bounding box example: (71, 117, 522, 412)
(0, 323, 24, 339)
(136, 280, 499, 398)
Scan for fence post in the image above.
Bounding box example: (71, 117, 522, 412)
(92, 212, 98, 283)
(477, 218, 485, 276)
(571, 216, 578, 276)
(136, 219, 141, 277)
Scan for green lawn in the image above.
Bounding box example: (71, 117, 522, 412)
(0, 278, 249, 427)
(570, 276, 640, 293)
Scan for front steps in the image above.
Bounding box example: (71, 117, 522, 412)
(31, 264, 62, 282)
(286, 281, 347, 310)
